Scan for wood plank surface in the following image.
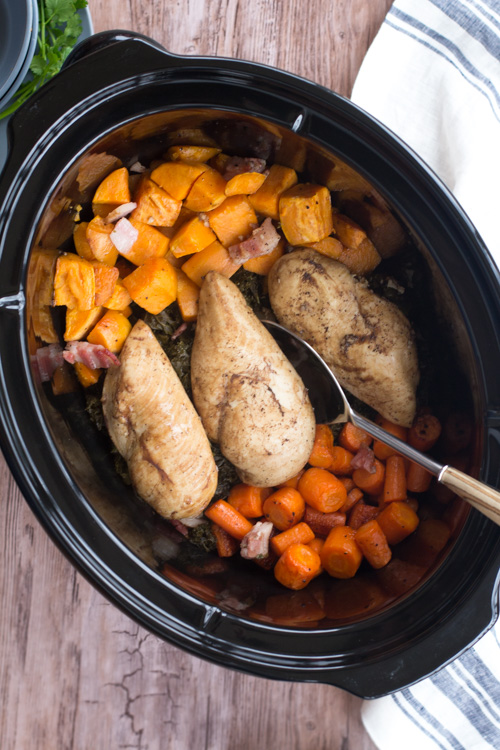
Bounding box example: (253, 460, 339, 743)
(0, 1, 392, 748)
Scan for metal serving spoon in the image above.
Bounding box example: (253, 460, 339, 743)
(263, 319, 500, 526)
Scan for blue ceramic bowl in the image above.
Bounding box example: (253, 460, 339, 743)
(0, 0, 38, 109)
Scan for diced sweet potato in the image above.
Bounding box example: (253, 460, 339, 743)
(29, 248, 59, 343)
(243, 237, 285, 275)
(169, 216, 216, 258)
(181, 241, 241, 287)
(337, 238, 381, 274)
(74, 362, 102, 388)
(225, 172, 267, 196)
(87, 310, 132, 353)
(207, 196, 257, 247)
(184, 167, 227, 212)
(279, 183, 333, 244)
(91, 262, 119, 306)
(73, 222, 93, 261)
(105, 280, 132, 311)
(53, 254, 95, 310)
(330, 211, 367, 248)
(51, 365, 77, 395)
(165, 145, 221, 163)
(176, 268, 200, 322)
(150, 161, 209, 201)
(129, 176, 182, 227)
(64, 306, 104, 341)
(122, 257, 178, 314)
(93, 167, 131, 205)
(304, 236, 344, 260)
(85, 217, 119, 266)
(117, 219, 169, 266)
(249, 164, 298, 219)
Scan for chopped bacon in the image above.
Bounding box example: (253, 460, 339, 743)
(222, 156, 267, 180)
(33, 344, 65, 382)
(170, 519, 190, 537)
(110, 217, 139, 254)
(240, 521, 273, 560)
(105, 202, 137, 223)
(228, 217, 280, 263)
(171, 322, 188, 341)
(63, 341, 120, 369)
(350, 444, 377, 473)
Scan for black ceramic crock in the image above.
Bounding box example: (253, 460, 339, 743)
(0, 31, 499, 699)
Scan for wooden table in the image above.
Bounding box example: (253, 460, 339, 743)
(0, 1, 392, 747)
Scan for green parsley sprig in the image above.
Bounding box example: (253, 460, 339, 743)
(0, 0, 88, 120)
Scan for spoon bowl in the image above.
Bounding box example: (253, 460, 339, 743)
(263, 319, 500, 526)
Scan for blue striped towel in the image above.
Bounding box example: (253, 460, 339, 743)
(351, 1, 500, 748)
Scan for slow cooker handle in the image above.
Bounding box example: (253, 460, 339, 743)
(62, 29, 168, 69)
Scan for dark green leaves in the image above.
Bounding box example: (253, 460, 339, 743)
(0, 0, 88, 119)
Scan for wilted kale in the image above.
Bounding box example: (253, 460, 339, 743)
(211, 441, 239, 498)
(230, 267, 264, 311)
(143, 304, 194, 396)
(187, 522, 217, 553)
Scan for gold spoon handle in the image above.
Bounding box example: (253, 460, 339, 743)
(439, 465, 500, 525)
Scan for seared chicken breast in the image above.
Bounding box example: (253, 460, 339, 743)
(268, 249, 419, 427)
(102, 319, 217, 519)
(191, 272, 316, 487)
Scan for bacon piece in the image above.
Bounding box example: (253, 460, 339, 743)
(350, 444, 377, 474)
(222, 156, 267, 180)
(105, 202, 137, 223)
(34, 344, 65, 382)
(110, 217, 139, 254)
(228, 217, 280, 263)
(240, 521, 273, 560)
(171, 322, 188, 341)
(63, 341, 120, 369)
(170, 518, 190, 537)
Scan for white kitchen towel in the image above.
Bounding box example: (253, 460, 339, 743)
(351, 1, 500, 749)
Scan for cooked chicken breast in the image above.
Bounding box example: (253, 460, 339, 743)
(102, 319, 217, 519)
(191, 272, 316, 487)
(268, 249, 419, 427)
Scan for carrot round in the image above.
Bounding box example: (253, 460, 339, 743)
(377, 501, 419, 545)
(348, 501, 379, 530)
(339, 477, 355, 493)
(211, 522, 240, 557)
(339, 423, 372, 453)
(383, 455, 407, 502)
(228, 483, 271, 518)
(205, 499, 253, 540)
(278, 469, 305, 489)
(340, 487, 363, 514)
(271, 522, 315, 557)
(352, 459, 385, 495)
(308, 424, 335, 468)
(320, 526, 363, 579)
(263, 487, 305, 531)
(303, 506, 346, 537)
(373, 419, 408, 460)
(406, 461, 433, 493)
(298, 468, 347, 513)
(274, 543, 322, 590)
(408, 414, 442, 452)
(354, 519, 392, 569)
(329, 446, 354, 475)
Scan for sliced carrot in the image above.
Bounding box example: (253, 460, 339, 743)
(348, 501, 379, 531)
(352, 459, 385, 495)
(278, 468, 305, 489)
(377, 501, 419, 545)
(274, 543, 321, 590)
(407, 461, 433, 493)
(340, 487, 363, 514)
(383, 455, 407, 502)
(307, 537, 325, 559)
(338, 423, 372, 453)
(271, 522, 315, 557)
(320, 526, 363, 579)
(308, 424, 335, 468)
(228, 483, 271, 519)
(329, 446, 354, 475)
(354, 520, 392, 569)
(204, 499, 253, 541)
(298, 468, 347, 513)
(339, 477, 355, 493)
(408, 414, 442, 452)
(211, 523, 240, 557)
(373, 418, 408, 460)
(303, 506, 346, 537)
(263, 487, 305, 531)
(405, 497, 419, 513)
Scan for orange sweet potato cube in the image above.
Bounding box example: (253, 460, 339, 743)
(122, 257, 178, 314)
(169, 216, 216, 258)
(105, 280, 132, 311)
(181, 241, 241, 287)
(74, 362, 102, 388)
(165, 145, 221, 163)
(150, 161, 209, 201)
(184, 167, 227, 212)
(93, 167, 131, 205)
(330, 211, 368, 249)
(91, 261, 119, 306)
(53, 254, 95, 310)
(129, 176, 182, 227)
(87, 310, 132, 353)
(85, 216, 119, 266)
(279, 183, 333, 244)
(117, 219, 169, 266)
(249, 164, 298, 219)
(207, 195, 257, 247)
(64, 306, 104, 341)
(176, 268, 200, 322)
(225, 172, 267, 196)
(304, 236, 344, 260)
(243, 238, 285, 275)
(73, 222, 93, 261)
